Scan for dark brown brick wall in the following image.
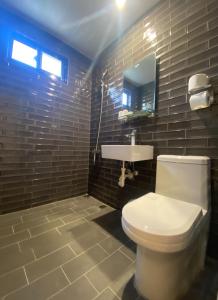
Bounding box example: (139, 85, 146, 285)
(89, 0, 218, 258)
(0, 7, 92, 213)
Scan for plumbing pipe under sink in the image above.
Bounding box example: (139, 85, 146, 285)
(118, 161, 139, 188)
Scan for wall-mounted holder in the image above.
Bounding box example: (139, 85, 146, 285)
(188, 74, 214, 111)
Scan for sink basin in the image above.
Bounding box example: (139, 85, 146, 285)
(101, 145, 154, 162)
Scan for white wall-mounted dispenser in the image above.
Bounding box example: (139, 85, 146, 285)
(188, 74, 214, 111)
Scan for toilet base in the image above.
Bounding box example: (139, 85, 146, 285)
(134, 229, 208, 300)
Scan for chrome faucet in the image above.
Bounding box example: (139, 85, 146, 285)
(125, 129, 137, 145)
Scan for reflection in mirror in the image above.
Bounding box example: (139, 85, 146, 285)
(120, 53, 156, 120)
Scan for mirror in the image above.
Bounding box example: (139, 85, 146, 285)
(120, 53, 156, 119)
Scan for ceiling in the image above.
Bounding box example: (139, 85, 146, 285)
(1, 0, 159, 59)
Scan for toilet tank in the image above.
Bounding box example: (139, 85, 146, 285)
(155, 155, 210, 211)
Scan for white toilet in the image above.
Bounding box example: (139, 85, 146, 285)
(122, 155, 210, 300)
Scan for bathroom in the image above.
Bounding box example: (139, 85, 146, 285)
(0, 0, 218, 299)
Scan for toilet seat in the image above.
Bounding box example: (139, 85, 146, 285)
(122, 193, 204, 253)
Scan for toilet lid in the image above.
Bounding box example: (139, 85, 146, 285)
(122, 193, 203, 250)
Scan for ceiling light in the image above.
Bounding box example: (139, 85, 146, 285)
(143, 28, 157, 42)
(115, 0, 126, 10)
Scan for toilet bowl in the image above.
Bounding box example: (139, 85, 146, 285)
(122, 155, 210, 300)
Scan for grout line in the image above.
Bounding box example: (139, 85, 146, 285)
(108, 287, 121, 300)
(0, 235, 30, 252)
(0, 198, 117, 287)
(26, 228, 56, 239)
(27, 229, 32, 238)
(96, 242, 111, 256)
(23, 266, 29, 285)
(45, 215, 50, 222)
(23, 238, 101, 270)
(29, 223, 63, 238)
(46, 278, 69, 300)
(47, 259, 105, 300)
(118, 247, 136, 262)
(0, 265, 24, 280)
(84, 274, 100, 295)
(17, 242, 22, 252)
(22, 243, 109, 290)
(31, 248, 37, 260)
(78, 246, 133, 285)
(24, 244, 69, 267)
(91, 287, 109, 300)
(2, 282, 29, 299)
(67, 244, 77, 256)
(70, 249, 123, 285)
(11, 225, 15, 234)
(61, 216, 82, 225)
(55, 227, 61, 235)
(60, 266, 71, 285)
(60, 217, 87, 229)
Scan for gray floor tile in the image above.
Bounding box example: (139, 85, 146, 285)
(20, 229, 69, 258)
(0, 268, 27, 298)
(4, 269, 69, 300)
(109, 228, 134, 248)
(54, 198, 76, 208)
(86, 209, 121, 237)
(57, 218, 87, 239)
(47, 207, 76, 221)
(62, 244, 108, 282)
(0, 226, 13, 238)
(85, 206, 115, 224)
(0, 231, 30, 248)
(94, 288, 120, 300)
(73, 197, 101, 212)
(30, 219, 64, 236)
(14, 216, 48, 233)
(60, 219, 101, 238)
(0, 216, 22, 227)
(63, 221, 108, 254)
(21, 209, 53, 222)
(61, 211, 82, 224)
(25, 245, 75, 282)
(50, 276, 98, 300)
(99, 236, 123, 254)
(0, 244, 34, 276)
(119, 245, 136, 261)
(85, 205, 108, 216)
(1, 195, 217, 300)
(86, 250, 132, 292)
(110, 263, 138, 300)
(58, 219, 91, 236)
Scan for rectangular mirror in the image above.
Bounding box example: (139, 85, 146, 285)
(121, 53, 156, 119)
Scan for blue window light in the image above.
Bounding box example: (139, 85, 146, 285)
(11, 40, 37, 68)
(9, 34, 68, 82)
(122, 90, 131, 108)
(41, 52, 62, 78)
(122, 92, 128, 106)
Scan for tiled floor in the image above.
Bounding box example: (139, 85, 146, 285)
(0, 195, 217, 300)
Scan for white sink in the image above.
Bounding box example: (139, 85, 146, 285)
(101, 145, 154, 162)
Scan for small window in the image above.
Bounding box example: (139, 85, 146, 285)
(122, 90, 131, 108)
(122, 92, 128, 106)
(11, 40, 37, 68)
(41, 52, 62, 78)
(9, 34, 68, 82)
